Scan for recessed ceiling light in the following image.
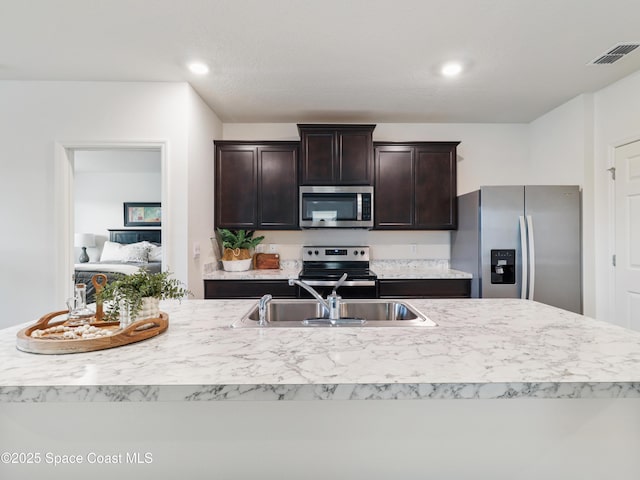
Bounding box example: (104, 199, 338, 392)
(441, 62, 463, 77)
(188, 62, 209, 75)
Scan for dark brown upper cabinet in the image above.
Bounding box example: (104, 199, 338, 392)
(374, 142, 459, 230)
(215, 141, 299, 230)
(298, 124, 375, 185)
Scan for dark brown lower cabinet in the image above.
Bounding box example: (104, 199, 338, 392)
(204, 280, 297, 299)
(205, 279, 471, 299)
(378, 279, 471, 298)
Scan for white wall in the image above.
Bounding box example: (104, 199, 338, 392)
(74, 149, 161, 261)
(186, 87, 223, 299)
(593, 70, 640, 324)
(0, 81, 220, 329)
(528, 95, 591, 186)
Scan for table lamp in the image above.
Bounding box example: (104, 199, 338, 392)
(74, 233, 96, 263)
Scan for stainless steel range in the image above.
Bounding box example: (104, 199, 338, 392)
(298, 246, 378, 299)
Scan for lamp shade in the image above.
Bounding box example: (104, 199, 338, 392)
(74, 233, 96, 248)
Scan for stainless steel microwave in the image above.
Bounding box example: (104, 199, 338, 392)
(299, 186, 374, 228)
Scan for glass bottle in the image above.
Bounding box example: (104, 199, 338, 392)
(67, 283, 94, 325)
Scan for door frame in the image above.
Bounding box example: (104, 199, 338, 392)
(607, 134, 640, 325)
(53, 140, 168, 307)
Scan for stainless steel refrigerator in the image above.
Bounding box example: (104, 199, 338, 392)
(451, 186, 582, 313)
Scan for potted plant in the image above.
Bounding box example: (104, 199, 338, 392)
(97, 270, 190, 324)
(217, 228, 264, 272)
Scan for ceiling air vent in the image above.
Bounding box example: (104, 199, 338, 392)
(588, 42, 640, 65)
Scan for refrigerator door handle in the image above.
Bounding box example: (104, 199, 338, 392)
(526, 215, 536, 300)
(519, 215, 528, 300)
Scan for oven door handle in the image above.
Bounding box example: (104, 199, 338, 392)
(298, 279, 377, 287)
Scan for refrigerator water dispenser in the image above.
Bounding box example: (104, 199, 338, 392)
(491, 250, 515, 284)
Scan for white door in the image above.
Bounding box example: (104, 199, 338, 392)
(615, 140, 640, 330)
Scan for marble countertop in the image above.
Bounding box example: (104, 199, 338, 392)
(203, 260, 472, 280)
(203, 265, 300, 280)
(2, 298, 640, 402)
(372, 267, 472, 279)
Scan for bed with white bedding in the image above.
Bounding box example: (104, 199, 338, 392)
(73, 229, 162, 303)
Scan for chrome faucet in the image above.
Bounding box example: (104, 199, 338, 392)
(258, 294, 272, 326)
(288, 273, 347, 320)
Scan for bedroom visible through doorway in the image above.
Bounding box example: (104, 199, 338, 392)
(71, 148, 162, 302)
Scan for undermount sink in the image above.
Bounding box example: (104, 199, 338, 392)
(231, 299, 437, 328)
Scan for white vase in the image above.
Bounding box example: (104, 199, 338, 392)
(136, 297, 160, 321)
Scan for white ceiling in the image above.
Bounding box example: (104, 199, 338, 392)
(2, 0, 640, 124)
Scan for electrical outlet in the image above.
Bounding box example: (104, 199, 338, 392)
(193, 242, 200, 259)
(410, 244, 417, 255)
(269, 244, 277, 253)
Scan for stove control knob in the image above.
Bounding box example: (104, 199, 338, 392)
(353, 250, 359, 255)
(314, 250, 319, 255)
(360, 250, 366, 256)
(307, 250, 313, 256)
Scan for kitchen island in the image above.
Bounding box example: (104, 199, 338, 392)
(2, 298, 640, 479)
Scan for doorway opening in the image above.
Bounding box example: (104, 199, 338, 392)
(54, 142, 168, 306)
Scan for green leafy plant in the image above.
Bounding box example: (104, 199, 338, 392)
(96, 270, 190, 322)
(217, 228, 264, 250)
(217, 229, 264, 261)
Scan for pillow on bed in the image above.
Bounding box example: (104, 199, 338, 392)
(100, 241, 124, 262)
(100, 241, 150, 263)
(122, 242, 150, 263)
(148, 244, 162, 262)
(138, 241, 161, 262)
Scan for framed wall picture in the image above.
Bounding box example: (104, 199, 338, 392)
(123, 202, 161, 227)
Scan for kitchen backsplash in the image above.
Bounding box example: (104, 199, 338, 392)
(254, 230, 451, 260)
(205, 231, 452, 273)
(255, 243, 450, 261)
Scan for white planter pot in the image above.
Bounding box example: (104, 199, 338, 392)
(222, 258, 252, 272)
(120, 297, 160, 327)
(136, 297, 160, 321)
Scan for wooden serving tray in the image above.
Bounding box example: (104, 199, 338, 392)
(16, 310, 169, 355)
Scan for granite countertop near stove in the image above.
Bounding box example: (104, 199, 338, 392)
(2, 298, 640, 403)
(371, 260, 472, 279)
(203, 259, 472, 280)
